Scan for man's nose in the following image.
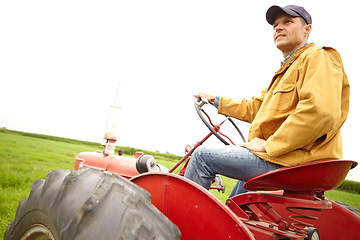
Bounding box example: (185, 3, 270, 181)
(274, 24, 284, 32)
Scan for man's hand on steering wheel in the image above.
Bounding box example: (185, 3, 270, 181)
(194, 93, 216, 103)
(194, 94, 246, 145)
(194, 94, 266, 152)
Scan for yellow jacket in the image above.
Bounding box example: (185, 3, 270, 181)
(218, 43, 350, 166)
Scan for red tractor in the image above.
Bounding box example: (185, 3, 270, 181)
(4, 98, 360, 240)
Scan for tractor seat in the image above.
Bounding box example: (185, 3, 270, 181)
(244, 160, 357, 193)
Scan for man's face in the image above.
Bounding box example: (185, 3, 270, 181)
(273, 14, 311, 56)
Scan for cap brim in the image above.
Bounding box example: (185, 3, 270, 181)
(266, 5, 301, 25)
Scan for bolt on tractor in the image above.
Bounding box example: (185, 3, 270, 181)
(4, 95, 360, 240)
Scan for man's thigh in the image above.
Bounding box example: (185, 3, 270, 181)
(196, 145, 282, 181)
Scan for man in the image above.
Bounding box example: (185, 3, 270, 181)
(184, 5, 350, 198)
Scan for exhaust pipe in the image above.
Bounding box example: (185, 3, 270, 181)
(102, 83, 122, 156)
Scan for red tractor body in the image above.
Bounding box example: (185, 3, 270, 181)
(73, 148, 360, 239)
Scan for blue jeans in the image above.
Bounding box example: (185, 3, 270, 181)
(184, 145, 283, 198)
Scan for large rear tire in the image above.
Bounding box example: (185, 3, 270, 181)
(4, 167, 181, 240)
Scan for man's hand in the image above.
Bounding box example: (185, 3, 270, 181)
(240, 137, 267, 153)
(194, 92, 216, 103)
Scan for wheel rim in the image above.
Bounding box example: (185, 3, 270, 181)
(20, 224, 56, 240)
(311, 231, 320, 240)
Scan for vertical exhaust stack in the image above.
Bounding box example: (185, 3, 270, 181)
(102, 83, 122, 156)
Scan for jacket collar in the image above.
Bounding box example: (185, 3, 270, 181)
(281, 43, 309, 66)
(275, 43, 315, 75)
(268, 43, 315, 89)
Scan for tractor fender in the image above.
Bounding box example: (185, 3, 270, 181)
(131, 172, 255, 240)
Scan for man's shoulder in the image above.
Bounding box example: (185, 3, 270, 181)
(306, 45, 340, 54)
(301, 45, 343, 65)
(321, 46, 343, 64)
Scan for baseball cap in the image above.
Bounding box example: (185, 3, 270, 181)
(266, 5, 312, 25)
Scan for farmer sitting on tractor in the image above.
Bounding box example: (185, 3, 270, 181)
(184, 5, 350, 198)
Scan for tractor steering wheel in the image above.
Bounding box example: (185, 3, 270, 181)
(194, 97, 246, 145)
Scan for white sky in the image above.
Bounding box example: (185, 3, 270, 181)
(1, 0, 359, 182)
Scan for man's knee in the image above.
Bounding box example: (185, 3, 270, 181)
(191, 146, 210, 162)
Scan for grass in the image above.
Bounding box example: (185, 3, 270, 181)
(0, 129, 359, 238)
(0, 130, 100, 238)
(325, 189, 360, 211)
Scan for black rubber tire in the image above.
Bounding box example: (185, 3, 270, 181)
(335, 200, 360, 216)
(4, 167, 181, 240)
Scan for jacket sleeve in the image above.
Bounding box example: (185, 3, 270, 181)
(218, 88, 267, 123)
(265, 47, 345, 157)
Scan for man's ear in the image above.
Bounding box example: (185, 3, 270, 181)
(305, 24, 312, 37)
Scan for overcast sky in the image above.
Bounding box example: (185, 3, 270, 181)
(1, 0, 359, 181)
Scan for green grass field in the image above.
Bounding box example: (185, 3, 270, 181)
(1, 129, 359, 238)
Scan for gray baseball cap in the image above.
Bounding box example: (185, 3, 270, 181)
(266, 5, 312, 25)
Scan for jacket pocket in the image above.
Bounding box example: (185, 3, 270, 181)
(269, 83, 296, 111)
